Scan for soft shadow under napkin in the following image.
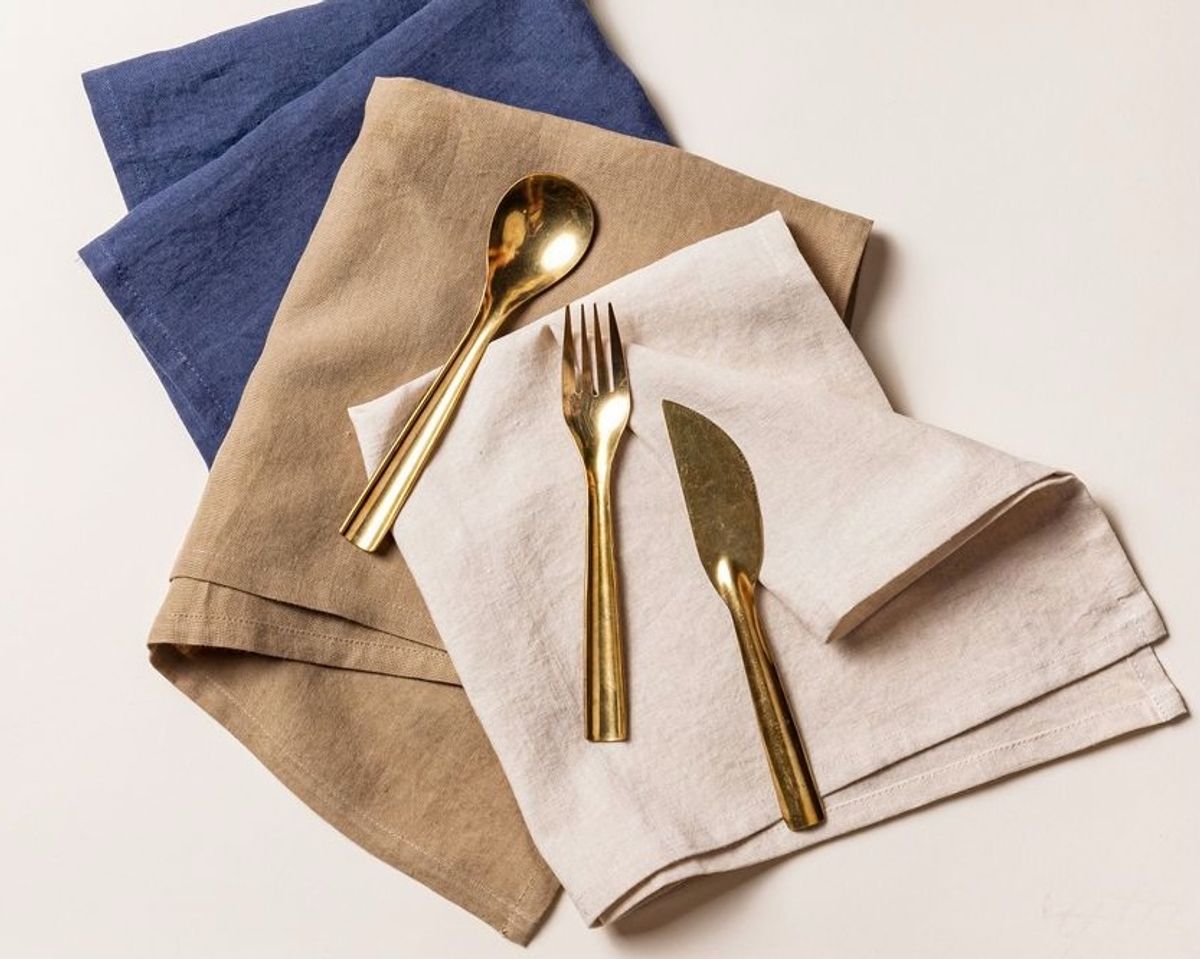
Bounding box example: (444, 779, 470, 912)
(147, 78, 874, 943)
(351, 214, 1186, 924)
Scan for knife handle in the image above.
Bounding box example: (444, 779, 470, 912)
(725, 571, 824, 831)
(584, 470, 628, 742)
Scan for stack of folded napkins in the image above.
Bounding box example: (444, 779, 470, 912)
(81, 0, 1185, 945)
(352, 211, 1182, 923)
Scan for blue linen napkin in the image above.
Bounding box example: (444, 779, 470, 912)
(80, 0, 670, 463)
(84, 0, 435, 209)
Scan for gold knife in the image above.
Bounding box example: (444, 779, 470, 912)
(663, 400, 825, 831)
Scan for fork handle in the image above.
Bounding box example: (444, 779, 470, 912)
(584, 470, 628, 742)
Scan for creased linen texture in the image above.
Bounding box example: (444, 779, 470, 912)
(143, 79, 877, 943)
(351, 214, 1187, 924)
(84, 0, 437, 208)
(79, 0, 669, 463)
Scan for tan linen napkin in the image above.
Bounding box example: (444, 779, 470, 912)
(349, 214, 1186, 925)
(149, 78, 876, 942)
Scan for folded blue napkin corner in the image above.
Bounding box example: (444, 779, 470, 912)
(80, 0, 670, 463)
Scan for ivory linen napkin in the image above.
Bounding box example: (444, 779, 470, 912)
(350, 213, 1186, 924)
(80, 0, 669, 462)
(146, 78, 876, 942)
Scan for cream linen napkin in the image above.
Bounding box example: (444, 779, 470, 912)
(148, 78, 877, 942)
(350, 214, 1186, 925)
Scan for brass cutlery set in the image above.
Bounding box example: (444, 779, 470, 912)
(340, 174, 825, 831)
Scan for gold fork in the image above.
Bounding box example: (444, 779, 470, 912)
(562, 303, 631, 742)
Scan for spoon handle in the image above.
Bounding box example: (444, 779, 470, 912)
(341, 307, 493, 551)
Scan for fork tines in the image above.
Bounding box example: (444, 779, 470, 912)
(561, 303, 628, 398)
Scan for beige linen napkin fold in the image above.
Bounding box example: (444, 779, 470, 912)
(148, 78, 877, 941)
(349, 214, 1186, 925)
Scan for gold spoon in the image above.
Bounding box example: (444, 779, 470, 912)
(341, 173, 595, 552)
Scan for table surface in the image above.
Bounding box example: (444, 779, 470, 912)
(2, 2, 1198, 956)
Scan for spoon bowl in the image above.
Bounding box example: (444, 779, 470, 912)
(483, 174, 595, 321)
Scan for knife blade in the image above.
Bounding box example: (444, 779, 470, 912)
(663, 400, 825, 831)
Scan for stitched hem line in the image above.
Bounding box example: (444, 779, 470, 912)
(162, 611, 452, 668)
(572, 639, 1183, 921)
(172, 554, 439, 638)
(590, 662, 1184, 925)
(826, 697, 1158, 813)
(157, 609, 458, 686)
(1126, 648, 1172, 721)
(833, 609, 1167, 770)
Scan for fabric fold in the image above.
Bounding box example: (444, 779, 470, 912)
(138, 78, 875, 942)
(148, 635, 557, 940)
(155, 578, 458, 684)
(606, 645, 1181, 921)
(614, 342, 1064, 643)
(80, 0, 671, 463)
(84, 0, 438, 207)
(350, 213, 1185, 924)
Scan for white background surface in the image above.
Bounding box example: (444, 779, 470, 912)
(1, 1, 1197, 956)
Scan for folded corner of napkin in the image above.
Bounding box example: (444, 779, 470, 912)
(820, 469, 1167, 646)
(818, 468, 1079, 644)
